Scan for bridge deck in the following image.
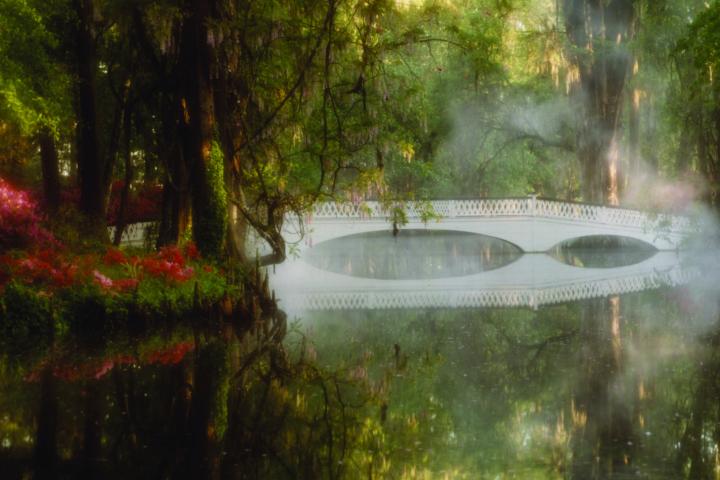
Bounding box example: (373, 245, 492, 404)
(284, 198, 692, 253)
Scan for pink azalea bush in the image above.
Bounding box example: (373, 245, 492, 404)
(0, 178, 57, 250)
(0, 179, 234, 344)
(0, 177, 205, 295)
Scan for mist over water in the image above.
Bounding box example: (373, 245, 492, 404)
(276, 229, 720, 478)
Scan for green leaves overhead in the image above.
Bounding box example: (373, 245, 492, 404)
(0, 0, 70, 134)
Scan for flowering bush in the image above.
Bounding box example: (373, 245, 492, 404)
(1, 239, 235, 346)
(106, 181, 163, 225)
(1, 242, 205, 296)
(59, 181, 163, 226)
(0, 178, 57, 250)
(0, 181, 239, 346)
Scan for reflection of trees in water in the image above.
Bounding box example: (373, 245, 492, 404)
(0, 308, 430, 479)
(674, 326, 720, 479)
(298, 290, 717, 478)
(549, 236, 656, 268)
(570, 296, 637, 479)
(566, 295, 720, 480)
(305, 230, 522, 279)
(4, 289, 720, 478)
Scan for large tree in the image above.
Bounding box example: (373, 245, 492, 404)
(564, 0, 636, 205)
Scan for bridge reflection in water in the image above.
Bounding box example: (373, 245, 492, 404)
(271, 250, 696, 313)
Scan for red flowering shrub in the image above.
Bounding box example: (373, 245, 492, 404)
(0, 178, 57, 250)
(60, 182, 163, 226)
(158, 245, 185, 266)
(1, 241, 202, 296)
(139, 245, 195, 283)
(106, 181, 163, 226)
(6, 249, 76, 289)
(103, 247, 127, 265)
(184, 242, 200, 260)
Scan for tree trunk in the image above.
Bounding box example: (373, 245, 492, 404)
(38, 127, 61, 210)
(113, 101, 134, 246)
(157, 92, 191, 248)
(177, 0, 226, 257)
(676, 117, 692, 174)
(214, 67, 248, 263)
(564, 0, 636, 205)
(627, 60, 641, 183)
(74, 0, 106, 235)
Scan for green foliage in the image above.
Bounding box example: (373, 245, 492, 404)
(61, 283, 119, 337)
(0, 0, 70, 134)
(193, 141, 227, 258)
(677, 2, 720, 80)
(0, 281, 53, 343)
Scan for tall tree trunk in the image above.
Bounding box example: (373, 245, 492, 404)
(676, 116, 693, 174)
(74, 0, 106, 235)
(644, 95, 659, 170)
(38, 127, 61, 210)
(564, 0, 636, 205)
(627, 60, 641, 184)
(177, 0, 226, 257)
(113, 101, 134, 246)
(157, 92, 191, 248)
(214, 67, 248, 262)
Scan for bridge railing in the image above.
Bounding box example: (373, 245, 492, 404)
(310, 198, 690, 231)
(281, 265, 697, 310)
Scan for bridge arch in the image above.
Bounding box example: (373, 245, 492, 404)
(311, 228, 525, 253)
(284, 198, 690, 253)
(546, 234, 659, 252)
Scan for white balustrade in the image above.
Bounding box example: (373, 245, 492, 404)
(309, 198, 689, 233)
(108, 221, 157, 247)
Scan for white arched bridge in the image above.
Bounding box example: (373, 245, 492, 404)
(270, 252, 697, 313)
(270, 197, 696, 313)
(283, 197, 692, 253)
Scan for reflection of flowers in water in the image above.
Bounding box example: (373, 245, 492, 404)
(24, 341, 195, 383)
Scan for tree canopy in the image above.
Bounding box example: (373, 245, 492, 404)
(0, 0, 717, 260)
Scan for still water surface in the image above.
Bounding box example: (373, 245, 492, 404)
(0, 231, 717, 479)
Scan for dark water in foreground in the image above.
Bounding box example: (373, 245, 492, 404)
(1, 232, 719, 479)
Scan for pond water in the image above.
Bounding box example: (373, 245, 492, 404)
(548, 235, 657, 268)
(304, 230, 522, 279)
(1, 232, 718, 479)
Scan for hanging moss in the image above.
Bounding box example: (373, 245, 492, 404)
(193, 141, 227, 258)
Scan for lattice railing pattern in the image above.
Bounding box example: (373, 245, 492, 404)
(109, 222, 157, 248)
(311, 198, 689, 231)
(282, 267, 697, 311)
